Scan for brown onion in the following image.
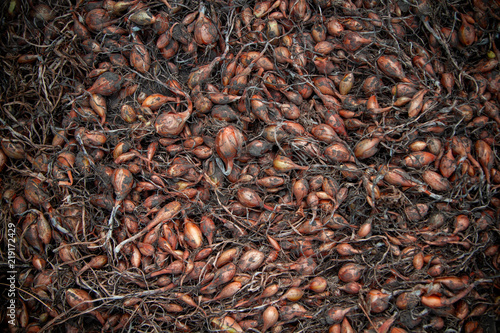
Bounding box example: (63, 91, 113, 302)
(377, 55, 410, 83)
(273, 155, 308, 172)
(422, 170, 450, 192)
(367, 289, 391, 313)
(458, 13, 475, 46)
(194, 8, 219, 46)
(66, 288, 105, 324)
(184, 220, 203, 249)
(238, 249, 265, 272)
(215, 126, 244, 175)
(307, 276, 328, 293)
(1, 139, 25, 159)
(261, 305, 279, 332)
(113, 168, 134, 201)
(209, 281, 242, 302)
(354, 138, 380, 159)
(155, 110, 191, 137)
(211, 316, 243, 333)
(326, 306, 355, 324)
(338, 263, 364, 282)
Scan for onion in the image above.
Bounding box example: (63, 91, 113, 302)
(155, 110, 191, 137)
(343, 31, 372, 52)
(405, 203, 429, 222)
(413, 251, 424, 270)
(0, 150, 7, 172)
(421, 295, 443, 308)
(32, 4, 54, 22)
(35, 212, 51, 245)
(367, 289, 391, 313)
(324, 142, 355, 163)
(310, 124, 338, 144)
(307, 276, 328, 293)
(85, 9, 116, 32)
(314, 57, 335, 75)
(202, 263, 237, 294)
(89, 93, 106, 124)
(194, 8, 219, 46)
(184, 220, 203, 249)
(281, 287, 304, 301)
(475, 140, 493, 183)
(280, 303, 310, 321)
(402, 151, 436, 168)
(339, 73, 354, 95)
(311, 22, 327, 42)
(314, 41, 337, 55)
(199, 216, 215, 246)
(187, 57, 221, 89)
(112, 168, 134, 202)
(422, 170, 450, 192)
(237, 187, 273, 210)
(336, 243, 362, 256)
(424, 317, 445, 330)
(293, 179, 309, 207)
(339, 282, 362, 294)
(354, 138, 380, 159)
(280, 103, 301, 120)
(469, 304, 488, 317)
(32, 253, 46, 271)
(288, 256, 317, 275)
(377, 55, 410, 83)
(129, 10, 156, 25)
(329, 324, 341, 333)
(210, 316, 243, 333)
(440, 149, 457, 178)
(274, 46, 293, 64)
(215, 248, 240, 268)
(208, 281, 242, 302)
(327, 18, 344, 36)
(66, 288, 105, 324)
(238, 249, 265, 272)
(395, 290, 421, 309)
(326, 306, 355, 324)
(1, 139, 25, 159)
(289, 0, 311, 21)
(256, 176, 285, 188)
(452, 214, 470, 235)
(338, 263, 364, 282)
(458, 13, 475, 46)
(215, 126, 244, 175)
(362, 76, 383, 95)
(66, 288, 93, 311)
(24, 178, 49, 207)
(258, 283, 279, 299)
(238, 320, 259, 331)
(341, 317, 355, 333)
(273, 155, 308, 172)
(407, 89, 428, 118)
(87, 72, 122, 96)
(454, 300, 469, 320)
(261, 306, 279, 332)
(357, 221, 372, 238)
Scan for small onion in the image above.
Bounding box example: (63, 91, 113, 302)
(307, 276, 328, 293)
(238, 249, 265, 272)
(281, 287, 304, 301)
(261, 306, 279, 332)
(338, 263, 364, 282)
(367, 289, 391, 313)
(184, 220, 203, 249)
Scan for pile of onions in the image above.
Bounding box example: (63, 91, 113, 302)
(2, 0, 499, 332)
